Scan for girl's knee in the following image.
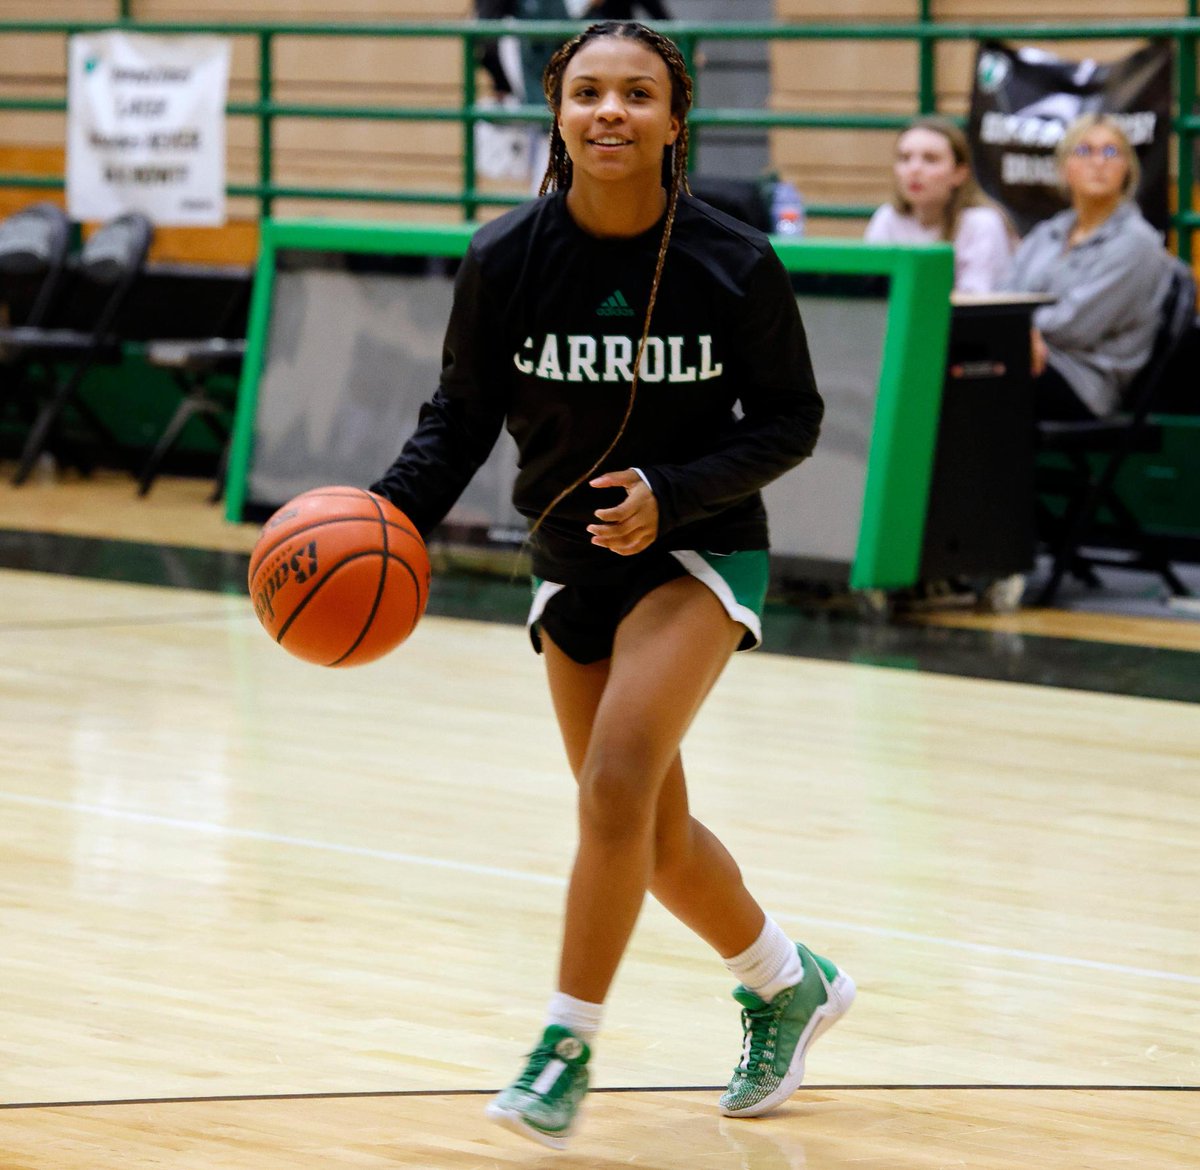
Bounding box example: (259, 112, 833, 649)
(577, 758, 656, 843)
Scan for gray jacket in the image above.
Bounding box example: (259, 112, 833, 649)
(1003, 201, 1170, 416)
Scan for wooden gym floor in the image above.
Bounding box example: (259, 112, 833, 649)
(0, 471, 1196, 1169)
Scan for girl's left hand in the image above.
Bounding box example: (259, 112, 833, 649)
(586, 469, 659, 555)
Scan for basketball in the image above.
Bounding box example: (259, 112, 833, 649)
(248, 486, 430, 668)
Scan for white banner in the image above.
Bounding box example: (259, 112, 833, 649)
(67, 31, 231, 226)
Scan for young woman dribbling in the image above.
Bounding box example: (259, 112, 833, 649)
(370, 21, 852, 1149)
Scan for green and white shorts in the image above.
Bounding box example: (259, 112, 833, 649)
(528, 548, 769, 665)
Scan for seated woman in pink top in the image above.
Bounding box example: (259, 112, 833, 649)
(865, 116, 1014, 293)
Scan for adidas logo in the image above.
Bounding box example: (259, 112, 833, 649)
(596, 289, 635, 317)
(555, 1036, 585, 1060)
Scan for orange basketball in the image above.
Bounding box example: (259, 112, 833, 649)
(248, 486, 430, 668)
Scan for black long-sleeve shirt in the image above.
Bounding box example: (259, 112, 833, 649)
(371, 192, 823, 582)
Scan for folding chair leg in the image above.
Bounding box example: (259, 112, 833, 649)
(1096, 489, 1192, 597)
(12, 365, 90, 485)
(1035, 443, 1138, 607)
(1036, 544, 1101, 605)
(1036, 561, 1069, 607)
(138, 372, 233, 497)
(1161, 563, 1191, 597)
(209, 439, 232, 504)
(12, 352, 132, 484)
(137, 398, 205, 496)
(1037, 488, 1100, 606)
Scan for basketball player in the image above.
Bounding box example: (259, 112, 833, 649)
(370, 20, 853, 1149)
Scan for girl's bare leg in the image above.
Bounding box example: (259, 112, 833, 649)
(541, 576, 764, 1003)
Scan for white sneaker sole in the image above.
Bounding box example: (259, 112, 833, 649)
(485, 1099, 573, 1151)
(719, 967, 857, 1119)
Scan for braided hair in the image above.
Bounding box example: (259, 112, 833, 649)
(528, 21, 694, 540)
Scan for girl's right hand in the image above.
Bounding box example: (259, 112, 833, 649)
(586, 469, 659, 556)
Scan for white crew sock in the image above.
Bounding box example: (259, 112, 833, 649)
(544, 991, 604, 1045)
(724, 917, 804, 1003)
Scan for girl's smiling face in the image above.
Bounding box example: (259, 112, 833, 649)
(557, 36, 680, 191)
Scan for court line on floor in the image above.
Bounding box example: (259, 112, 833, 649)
(0, 791, 562, 887)
(2, 1083, 1196, 1111)
(0, 609, 251, 633)
(4, 790, 1198, 988)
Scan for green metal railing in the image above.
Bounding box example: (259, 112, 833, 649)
(229, 218, 954, 591)
(1, 16, 1198, 256)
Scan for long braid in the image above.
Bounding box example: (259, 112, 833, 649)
(529, 22, 693, 541)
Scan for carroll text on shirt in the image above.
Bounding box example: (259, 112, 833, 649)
(513, 334, 724, 383)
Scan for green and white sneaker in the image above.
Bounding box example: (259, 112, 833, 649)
(719, 942, 855, 1118)
(485, 1025, 590, 1149)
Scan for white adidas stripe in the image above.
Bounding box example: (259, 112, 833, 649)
(530, 1057, 568, 1096)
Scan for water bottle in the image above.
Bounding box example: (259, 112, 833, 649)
(771, 180, 806, 237)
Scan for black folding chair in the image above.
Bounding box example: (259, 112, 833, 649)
(0, 202, 71, 329)
(1, 211, 153, 485)
(137, 336, 247, 500)
(0, 203, 72, 440)
(132, 264, 252, 500)
(1034, 255, 1198, 606)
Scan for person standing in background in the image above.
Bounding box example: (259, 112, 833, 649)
(498, 2, 675, 189)
(583, 0, 674, 18)
(470, 1, 580, 187)
(865, 116, 1014, 294)
(474, 0, 518, 99)
(510, 0, 584, 190)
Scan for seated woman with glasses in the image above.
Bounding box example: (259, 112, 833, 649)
(1003, 113, 1171, 419)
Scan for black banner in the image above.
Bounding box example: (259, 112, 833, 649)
(967, 40, 1172, 237)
